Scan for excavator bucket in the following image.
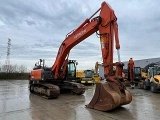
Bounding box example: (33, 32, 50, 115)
(86, 82, 132, 111)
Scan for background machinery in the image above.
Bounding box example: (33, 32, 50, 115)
(125, 66, 142, 87)
(83, 70, 94, 84)
(138, 63, 160, 92)
(146, 66, 160, 92)
(76, 69, 95, 85)
(93, 61, 103, 83)
(94, 61, 126, 82)
(123, 58, 142, 88)
(76, 70, 85, 78)
(133, 67, 142, 84)
(29, 1, 132, 111)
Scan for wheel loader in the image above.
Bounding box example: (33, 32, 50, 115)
(139, 66, 160, 92)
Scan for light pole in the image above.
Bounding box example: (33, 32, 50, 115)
(0, 55, 2, 72)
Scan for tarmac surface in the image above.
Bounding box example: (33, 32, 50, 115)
(0, 80, 160, 120)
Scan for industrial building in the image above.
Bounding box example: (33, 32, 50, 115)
(123, 57, 160, 69)
(98, 57, 160, 79)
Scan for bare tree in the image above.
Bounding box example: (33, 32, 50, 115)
(0, 64, 27, 73)
(10, 64, 18, 73)
(18, 65, 27, 73)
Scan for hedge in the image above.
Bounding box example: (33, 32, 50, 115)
(0, 73, 30, 80)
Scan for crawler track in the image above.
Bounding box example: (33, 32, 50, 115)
(68, 82, 85, 95)
(29, 83, 60, 99)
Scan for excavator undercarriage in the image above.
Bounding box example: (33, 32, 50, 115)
(29, 80, 85, 99)
(29, 59, 85, 98)
(29, 82, 60, 99)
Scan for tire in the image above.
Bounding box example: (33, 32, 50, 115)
(135, 82, 138, 86)
(130, 82, 135, 89)
(138, 82, 143, 89)
(143, 83, 149, 90)
(29, 85, 34, 93)
(150, 83, 157, 93)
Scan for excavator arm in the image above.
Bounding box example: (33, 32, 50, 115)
(52, 2, 120, 82)
(52, 17, 99, 79)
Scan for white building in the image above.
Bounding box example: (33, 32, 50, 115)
(97, 57, 160, 79)
(123, 57, 160, 69)
(99, 66, 104, 79)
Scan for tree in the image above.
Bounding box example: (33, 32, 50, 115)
(18, 65, 27, 73)
(0, 64, 27, 73)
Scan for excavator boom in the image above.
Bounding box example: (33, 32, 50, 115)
(52, 2, 120, 81)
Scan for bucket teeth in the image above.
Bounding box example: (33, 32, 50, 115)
(86, 82, 132, 111)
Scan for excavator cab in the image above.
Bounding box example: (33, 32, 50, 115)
(65, 60, 81, 83)
(84, 70, 94, 78)
(133, 67, 142, 85)
(127, 67, 142, 86)
(134, 67, 141, 79)
(81, 70, 94, 84)
(67, 60, 77, 79)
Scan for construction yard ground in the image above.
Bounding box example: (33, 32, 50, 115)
(0, 80, 160, 120)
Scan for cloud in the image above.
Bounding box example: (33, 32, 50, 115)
(0, 0, 160, 71)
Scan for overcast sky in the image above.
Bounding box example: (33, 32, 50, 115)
(0, 0, 160, 71)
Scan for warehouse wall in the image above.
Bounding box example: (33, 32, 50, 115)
(123, 57, 160, 69)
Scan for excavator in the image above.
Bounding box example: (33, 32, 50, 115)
(29, 1, 132, 111)
(76, 69, 95, 84)
(82, 70, 95, 84)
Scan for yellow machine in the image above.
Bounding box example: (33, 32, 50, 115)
(93, 61, 103, 83)
(93, 62, 125, 83)
(136, 62, 160, 92)
(141, 63, 158, 80)
(141, 70, 148, 80)
(140, 66, 160, 92)
(76, 70, 85, 78)
(76, 70, 94, 84)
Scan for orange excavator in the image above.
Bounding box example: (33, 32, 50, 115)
(29, 1, 132, 111)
